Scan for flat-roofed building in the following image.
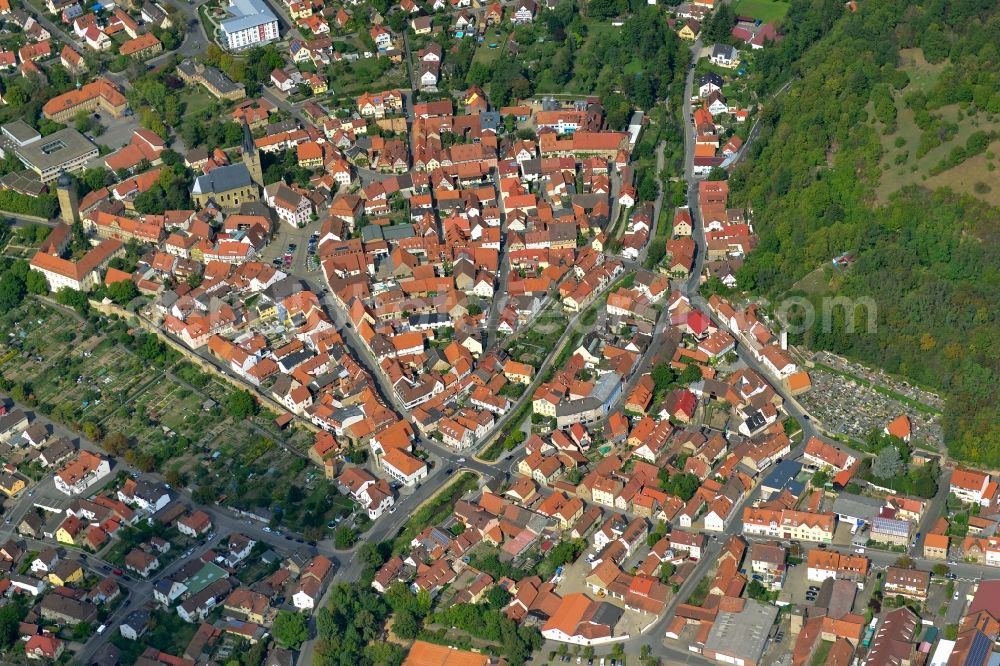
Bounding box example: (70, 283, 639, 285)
(702, 598, 778, 666)
(14, 128, 97, 183)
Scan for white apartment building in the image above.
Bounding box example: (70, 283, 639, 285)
(220, 0, 279, 50)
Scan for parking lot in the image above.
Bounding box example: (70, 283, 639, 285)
(777, 560, 819, 607)
(260, 217, 324, 276)
(86, 113, 142, 166)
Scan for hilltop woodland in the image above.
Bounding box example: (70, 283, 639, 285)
(728, 0, 1000, 465)
(458, 2, 688, 127)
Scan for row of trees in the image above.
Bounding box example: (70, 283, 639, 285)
(0, 190, 58, 219)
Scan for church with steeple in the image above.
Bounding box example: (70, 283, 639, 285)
(189, 123, 262, 209)
(241, 122, 263, 186)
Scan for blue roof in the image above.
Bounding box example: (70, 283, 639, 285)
(762, 460, 804, 496)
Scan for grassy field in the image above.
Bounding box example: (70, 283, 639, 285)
(733, 0, 790, 22)
(923, 139, 1000, 206)
(471, 37, 504, 67)
(896, 48, 947, 92)
(875, 49, 1000, 205)
(876, 101, 1000, 204)
(179, 86, 218, 116)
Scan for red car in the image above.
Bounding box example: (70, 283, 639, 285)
(112, 568, 124, 576)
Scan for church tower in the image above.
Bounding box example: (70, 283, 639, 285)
(56, 172, 79, 224)
(241, 122, 263, 187)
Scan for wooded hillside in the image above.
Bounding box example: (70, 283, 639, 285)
(729, 0, 1000, 465)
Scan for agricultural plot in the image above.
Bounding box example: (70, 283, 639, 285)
(0, 302, 150, 426)
(0, 300, 344, 536)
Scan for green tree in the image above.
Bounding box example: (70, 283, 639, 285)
(703, 3, 735, 43)
(363, 642, 404, 666)
(25, 270, 48, 295)
(101, 430, 132, 456)
(72, 622, 93, 640)
(359, 542, 388, 572)
(0, 601, 26, 650)
(334, 525, 356, 549)
(663, 472, 700, 501)
(921, 23, 949, 64)
(0, 272, 26, 312)
(82, 421, 102, 442)
(225, 389, 258, 419)
(706, 166, 728, 181)
(272, 610, 309, 648)
(487, 586, 512, 610)
(392, 609, 419, 639)
(872, 446, 904, 480)
(652, 362, 675, 391)
(106, 279, 138, 306)
(679, 364, 702, 385)
(913, 473, 937, 499)
(811, 469, 830, 488)
(74, 110, 94, 134)
(193, 485, 216, 504)
(3, 86, 27, 109)
(746, 579, 769, 602)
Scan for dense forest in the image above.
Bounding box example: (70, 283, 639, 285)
(729, 0, 1000, 465)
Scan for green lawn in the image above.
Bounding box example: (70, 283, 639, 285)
(472, 40, 503, 66)
(623, 60, 643, 75)
(179, 87, 218, 116)
(733, 0, 790, 22)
